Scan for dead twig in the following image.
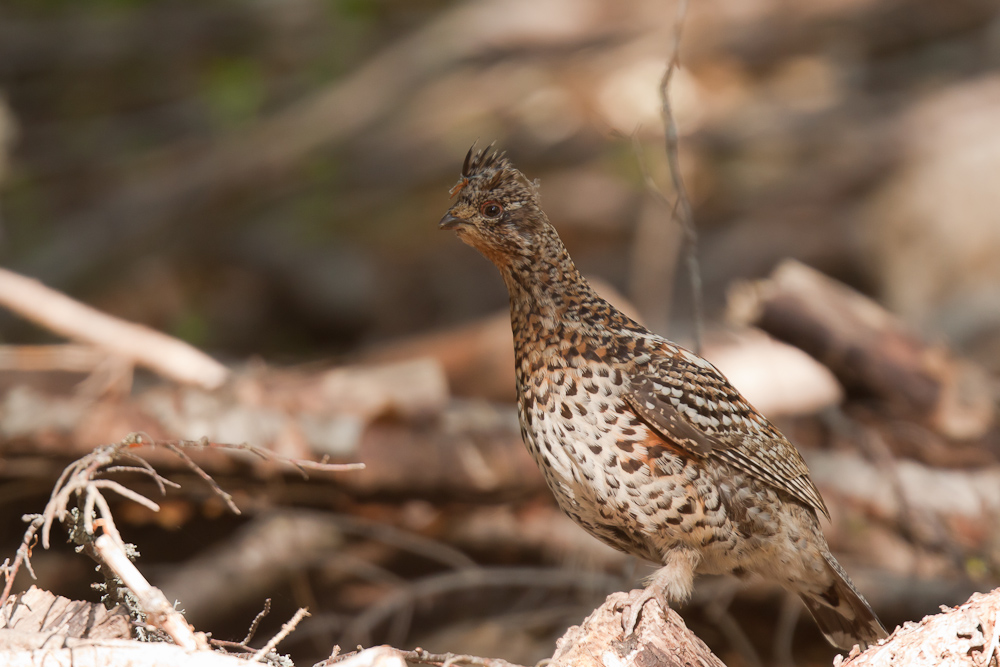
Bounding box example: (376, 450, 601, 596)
(156, 435, 366, 480)
(93, 532, 205, 650)
(245, 598, 272, 645)
(163, 441, 241, 514)
(3, 431, 364, 647)
(0, 515, 43, 609)
(208, 637, 257, 656)
(658, 0, 703, 353)
(250, 607, 310, 663)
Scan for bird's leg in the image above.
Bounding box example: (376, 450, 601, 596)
(621, 549, 700, 636)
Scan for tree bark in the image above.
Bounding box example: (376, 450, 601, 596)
(551, 591, 727, 667)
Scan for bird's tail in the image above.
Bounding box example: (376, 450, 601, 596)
(798, 552, 888, 652)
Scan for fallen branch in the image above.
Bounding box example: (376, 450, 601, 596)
(729, 259, 995, 439)
(0, 267, 229, 390)
(93, 534, 204, 650)
(1, 433, 363, 612)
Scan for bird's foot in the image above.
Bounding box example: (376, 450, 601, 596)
(620, 552, 699, 636)
(620, 585, 667, 637)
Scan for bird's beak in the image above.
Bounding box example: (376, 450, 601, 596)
(439, 213, 468, 230)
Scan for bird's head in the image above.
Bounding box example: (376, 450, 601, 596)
(439, 143, 549, 266)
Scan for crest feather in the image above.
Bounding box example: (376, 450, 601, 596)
(450, 142, 539, 202)
(462, 141, 509, 179)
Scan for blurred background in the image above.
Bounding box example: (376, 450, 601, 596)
(2, 0, 1000, 666)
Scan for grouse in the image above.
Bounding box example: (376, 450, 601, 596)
(439, 144, 887, 651)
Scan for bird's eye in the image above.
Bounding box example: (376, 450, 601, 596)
(480, 201, 504, 218)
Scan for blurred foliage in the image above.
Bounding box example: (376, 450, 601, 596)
(201, 57, 265, 129)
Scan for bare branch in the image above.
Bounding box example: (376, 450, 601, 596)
(163, 443, 241, 515)
(93, 533, 205, 650)
(90, 487, 127, 549)
(0, 267, 229, 389)
(165, 437, 366, 478)
(89, 480, 162, 512)
(658, 0, 703, 353)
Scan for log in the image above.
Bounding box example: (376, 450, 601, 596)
(550, 591, 726, 667)
(728, 259, 994, 440)
(840, 587, 1000, 667)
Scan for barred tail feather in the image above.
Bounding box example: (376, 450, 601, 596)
(799, 553, 888, 652)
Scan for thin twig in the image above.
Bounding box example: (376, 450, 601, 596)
(209, 637, 256, 655)
(104, 460, 181, 495)
(658, 0, 703, 353)
(163, 437, 366, 480)
(629, 130, 684, 333)
(0, 515, 44, 608)
(244, 598, 272, 645)
(90, 488, 126, 548)
(42, 448, 118, 548)
(90, 479, 162, 512)
(250, 607, 310, 663)
(401, 648, 528, 667)
(164, 443, 241, 515)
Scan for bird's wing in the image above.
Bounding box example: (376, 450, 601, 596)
(623, 342, 829, 519)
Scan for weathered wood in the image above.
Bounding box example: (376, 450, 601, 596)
(729, 259, 994, 440)
(550, 591, 727, 667)
(0, 586, 131, 640)
(840, 587, 1000, 667)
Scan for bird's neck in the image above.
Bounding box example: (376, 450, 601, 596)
(496, 233, 596, 333)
